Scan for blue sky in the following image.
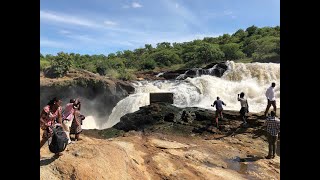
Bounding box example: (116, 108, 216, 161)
(40, 0, 280, 55)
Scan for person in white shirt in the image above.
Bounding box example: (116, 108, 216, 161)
(237, 92, 249, 125)
(264, 82, 277, 117)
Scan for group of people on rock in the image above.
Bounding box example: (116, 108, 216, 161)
(211, 82, 280, 159)
(40, 97, 85, 158)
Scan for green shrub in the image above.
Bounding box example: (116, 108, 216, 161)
(40, 60, 51, 71)
(140, 58, 156, 70)
(50, 52, 73, 77)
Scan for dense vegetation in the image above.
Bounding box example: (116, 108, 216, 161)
(40, 25, 280, 79)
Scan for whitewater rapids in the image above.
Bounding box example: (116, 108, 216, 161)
(87, 61, 280, 129)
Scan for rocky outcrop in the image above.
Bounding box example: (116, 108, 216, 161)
(159, 62, 229, 80)
(40, 69, 134, 124)
(134, 62, 229, 81)
(113, 103, 275, 136)
(161, 69, 188, 79)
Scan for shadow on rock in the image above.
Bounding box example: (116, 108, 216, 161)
(239, 155, 264, 162)
(40, 155, 59, 166)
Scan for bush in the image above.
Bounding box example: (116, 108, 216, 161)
(220, 43, 245, 60)
(196, 43, 225, 64)
(50, 52, 73, 77)
(119, 70, 136, 80)
(140, 58, 156, 70)
(106, 69, 120, 79)
(82, 63, 97, 73)
(40, 60, 51, 71)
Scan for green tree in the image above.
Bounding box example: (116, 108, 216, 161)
(246, 25, 258, 36)
(218, 34, 232, 44)
(156, 42, 171, 49)
(220, 43, 245, 60)
(108, 53, 116, 59)
(232, 29, 248, 43)
(144, 44, 154, 52)
(150, 50, 182, 66)
(50, 52, 73, 77)
(140, 58, 156, 70)
(196, 43, 225, 63)
(252, 36, 280, 60)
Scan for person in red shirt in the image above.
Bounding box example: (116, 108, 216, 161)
(40, 97, 63, 158)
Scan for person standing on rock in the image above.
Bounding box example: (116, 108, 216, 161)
(40, 97, 63, 158)
(70, 99, 85, 141)
(264, 111, 280, 159)
(264, 82, 277, 117)
(237, 92, 249, 126)
(211, 97, 226, 128)
(62, 99, 76, 144)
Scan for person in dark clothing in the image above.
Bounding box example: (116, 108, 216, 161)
(70, 99, 85, 141)
(211, 97, 226, 127)
(264, 111, 280, 159)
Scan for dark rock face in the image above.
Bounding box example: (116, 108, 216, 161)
(150, 93, 174, 104)
(43, 68, 61, 78)
(40, 70, 135, 127)
(160, 62, 229, 80)
(113, 103, 182, 131)
(113, 103, 267, 135)
(161, 69, 188, 80)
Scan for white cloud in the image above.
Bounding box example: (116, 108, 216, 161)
(109, 40, 135, 47)
(223, 10, 233, 16)
(40, 10, 144, 35)
(40, 10, 98, 28)
(65, 34, 96, 42)
(129, 33, 225, 47)
(40, 39, 70, 48)
(104, 20, 117, 26)
(166, 1, 199, 26)
(132, 2, 142, 8)
(205, 10, 236, 19)
(59, 30, 71, 34)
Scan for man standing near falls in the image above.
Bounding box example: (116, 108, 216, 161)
(238, 92, 249, 126)
(264, 82, 277, 117)
(264, 111, 280, 159)
(211, 97, 226, 128)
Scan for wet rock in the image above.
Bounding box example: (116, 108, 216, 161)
(220, 125, 231, 132)
(150, 93, 174, 104)
(113, 103, 268, 136)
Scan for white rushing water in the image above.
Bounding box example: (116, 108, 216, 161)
(94, 61, 280, 129)
(81, 116, 99, 129)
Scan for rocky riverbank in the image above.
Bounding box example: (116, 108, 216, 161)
(40, 103, 280, 180)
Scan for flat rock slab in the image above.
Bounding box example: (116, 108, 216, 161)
(150, 138, 190, 149)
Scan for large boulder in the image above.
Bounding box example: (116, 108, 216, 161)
(113, 103, 267, 135)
